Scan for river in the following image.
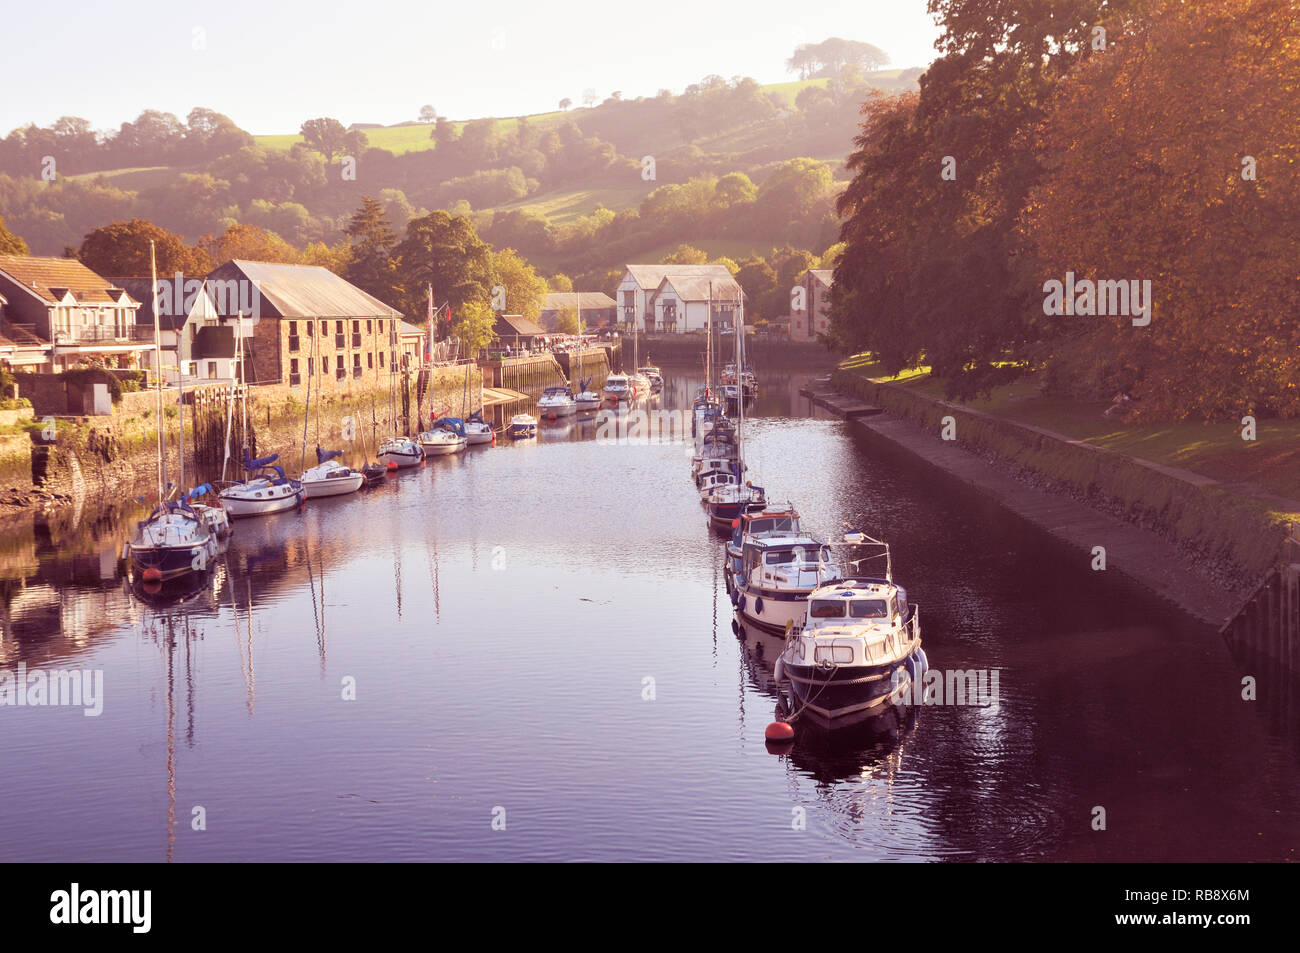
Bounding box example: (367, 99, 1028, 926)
(1, 365, 1297, 861)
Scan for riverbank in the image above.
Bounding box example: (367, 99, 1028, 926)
(823, 368, 1300, 627)
(0, 366, 483, 530)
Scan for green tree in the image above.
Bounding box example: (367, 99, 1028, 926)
(393, 210, 495, 330)
(661, 243, 708, 265)
(299, 118, 366, 162)
(491, 247, 547, 324)
(343, 196, 400, 305)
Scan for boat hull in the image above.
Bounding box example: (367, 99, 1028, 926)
(783, 651, 923, 728)
(302, 472, 365, 497)
(130, 540, 214, 581)
(733, 584, 811, 634)
(421, 439, 467, 455)
(465, 428, 494, 445)
(379, 450, 423, 468)
(220, 484, 304, 517)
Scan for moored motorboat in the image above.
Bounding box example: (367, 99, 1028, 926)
(378, 435, 424, 468)
(508, 413, 537, 439)
(776, 541, 926, 727)
(731, 531, 843, 634)
(300, 447, 365, 498)
(602, 374, 633, 405)
(705, 480, 767, 529)
(537, 385, 577, 419)
(724, 503, 802, 595)
(419, 417, 468, 455)
(638, 365, 664, 392)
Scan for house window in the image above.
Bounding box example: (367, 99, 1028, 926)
(208, 361, 217, 379)
(306, 320, 313, 337)
(288, 320, 299, 352)
(367, 320, 372, 333)
(352, 353, 361, 378)
(322, 355, 329, 374)
(290, 358, 300, 386)
(321, 320, 328, 334)
(367, 353, 374, 369)
(336, 362, 346, 381)
(379, 351, 384, 368)
(307, 357, 314, 377)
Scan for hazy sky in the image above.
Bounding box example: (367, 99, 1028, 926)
(2, 0, 940, 134)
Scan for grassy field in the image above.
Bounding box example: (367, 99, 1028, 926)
(252, 109, 573, 155)
(843, 355, 1300, 508)
(496, 185, 651, 224)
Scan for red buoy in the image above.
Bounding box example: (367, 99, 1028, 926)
(142, 567, 163, 583)
(765, 721, 795, 742)
(386, 461, 398, 471)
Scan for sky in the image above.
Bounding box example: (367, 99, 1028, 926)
(1, 0, 940, 135)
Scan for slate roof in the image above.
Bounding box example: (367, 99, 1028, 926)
(206, 260, 402, 319)
(652, 274, 745, 304)
(541, 292, 617, 311)
(622, 264, 734, 289)
(0, 255, 136, 306)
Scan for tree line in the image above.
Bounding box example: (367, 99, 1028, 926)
(831, 0, 1300, 420)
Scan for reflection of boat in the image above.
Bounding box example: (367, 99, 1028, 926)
(220, 450, 305, 517)
(300, 447, 365, 498)
(508, 414, 537, 439)
(419, 417, 468, 455)
(131, 563, 219, 607)
(378, 435, 424, 468)
(537, 386, 577, 419)
(464, 411, 495, 445)
(777, 539, 926, 729)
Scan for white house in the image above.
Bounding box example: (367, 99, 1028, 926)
(647, 274, 746, 333)
(614, 264, 742, 333)
(111, 277, 240, 385)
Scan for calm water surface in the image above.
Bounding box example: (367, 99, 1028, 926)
(1, 367, 1298, 861)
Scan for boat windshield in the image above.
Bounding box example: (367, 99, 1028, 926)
(809, 600, 846, 618)
(747, 517, 797, 535)
(849, 599, 890, 619)
(763, 546, 825, 566)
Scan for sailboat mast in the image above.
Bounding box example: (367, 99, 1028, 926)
(150, 242, 164, 503)
(177, 295, 186, 492)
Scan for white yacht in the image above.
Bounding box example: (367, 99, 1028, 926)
(537, 385, 577, 419)
(300, 448, 365, 498)
(219, 451, 305, 517)
(419, 418, 468, 455)
(603, 374, 633, 405)
(464, 411, 495, 445)
(378, 435, 424, 468)
(776, 544, 926, 727)
(731, 533, 843, 634)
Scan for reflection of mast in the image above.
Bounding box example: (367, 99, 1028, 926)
(165, 613, 176, 864)
(305, 534, 326, 671)
(226, 551, 255, 714)
(394, 541, 403, 618)
(425, 538, 441, 622)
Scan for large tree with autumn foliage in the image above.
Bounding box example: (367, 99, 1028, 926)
(1020, 0, 1300, 419)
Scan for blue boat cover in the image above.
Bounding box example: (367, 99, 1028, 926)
(435, 417, 466, 436)
(242, 448, 280, 470)
(316, 446, 342, 464)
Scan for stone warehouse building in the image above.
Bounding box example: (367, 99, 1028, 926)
(205, 260, 424, 392)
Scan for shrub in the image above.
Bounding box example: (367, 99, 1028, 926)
(62, 367, 124, 403)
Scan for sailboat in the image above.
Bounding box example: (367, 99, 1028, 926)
(129, 242, 221, 581)
(297, 333, 364, 497)
(377, 318, 424, 468)
(218, 314, 305, 516)
(704, 297, 764, 526)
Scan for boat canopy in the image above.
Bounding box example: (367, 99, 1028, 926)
(435, 417, 467, 435)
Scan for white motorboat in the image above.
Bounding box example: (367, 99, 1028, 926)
(775, 536, 926, 727)
(464, 411, 495, 445)
(219, 451, 305, 518)
(537, 386, 577, 419)
(630, 372, 653, 399)
(731, 532, 843, 634)
(509, 413, 537, 439)
(419, 417, 468, 455)
(638, 365, 664, 392)
(378, 436, 424, 468)
(300, 447, 365, 498)
(603, 374, 633, 404)
(573, 375, 602, 411)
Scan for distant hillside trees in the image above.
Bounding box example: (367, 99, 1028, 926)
(0, 214, 28, 255)
(787, 38, 890, 80)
